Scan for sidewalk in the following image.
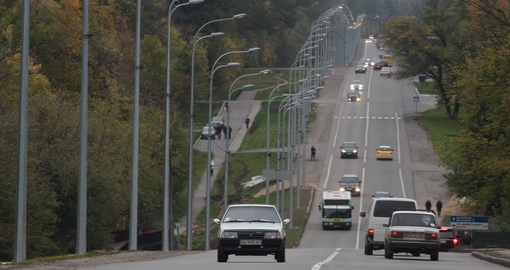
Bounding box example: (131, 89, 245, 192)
(178, 89, 261, 233)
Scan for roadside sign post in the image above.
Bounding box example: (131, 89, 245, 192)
(413, 96, 419, 113)
(450, 216, 489, 230)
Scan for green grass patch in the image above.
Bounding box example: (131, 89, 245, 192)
(238, 102, 290, 151)
(415, 105, 461, 161)
(413, 82, 437, 95)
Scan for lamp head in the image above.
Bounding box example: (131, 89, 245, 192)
(188, 0, 204, 4)
(248, 47, 261, 52)
(227, 62, 240, 67)
(233, 13, 247, 19)
(243, 84, 254, 89)
(260, 69, 272, 75)
(211, 32, 224, 37)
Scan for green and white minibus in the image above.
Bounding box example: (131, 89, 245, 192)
(319, 190, 354, 229)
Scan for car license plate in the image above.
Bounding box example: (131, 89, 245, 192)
(405, 233, 423, 239)
(240, 240, 262, 245)
(333, 218, 340, 222)
(440, 240, 446, 243)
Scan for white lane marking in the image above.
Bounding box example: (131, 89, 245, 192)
(333, 103, 343, 148)
(368, 69, 372, 99)
(363, 149, 367, 163)
(323, 155, 333, 189)
(364, 102, 370, 147)
(311, 249, 341, 270)
(399, 168, 406, 198)
(395, 112, 401, 164)
(356, 167, 366, 249)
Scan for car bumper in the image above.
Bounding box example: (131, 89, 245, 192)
(387, 241, 439, 253)
(368, 240, 385, 250)
(218, 239, 284, 255)
(341, 153, 358, 157)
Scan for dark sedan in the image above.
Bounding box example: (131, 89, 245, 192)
(374, 61, 388, 70)
(340, 142, 359, 159)
(439, 227, 458, 252)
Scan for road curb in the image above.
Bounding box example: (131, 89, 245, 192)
(293, 186, 316, 248)
(472, 251, 510, 268)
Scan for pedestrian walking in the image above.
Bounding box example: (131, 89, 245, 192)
(222, 123, 227, 139)
(228, 125, 232, 139)
(225, 101, 228, 113)
(311, 146, 316, 161)
(425, 199, 432, 211)
(210, 161, 214, 176)
(436, 200, 443, 217)
(216, 123, 222, 139)
(245, 115, 250, 128)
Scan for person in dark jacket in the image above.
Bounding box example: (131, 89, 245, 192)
(311, 146, 316, 161)
(228, 125, 232, 139)
(425, 199, 432, 211)
(222, 123, 227, 139)
(216, 123, 222, 139)
(436, 200, 443, 217)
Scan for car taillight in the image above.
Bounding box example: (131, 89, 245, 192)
(367, 229, 374, 236)
(391, 231, 404, 238)
(425, 233, 438, 239)
(453, 238, 459, 245)
(389, 151, 393, 154)
(377, 151, 380, 154)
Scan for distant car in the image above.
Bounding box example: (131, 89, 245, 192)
(372, 191, 393, 200)
(339, 174, 362, 196)
(357, 61, 369, 68)
(340, 142, 359, 159)
(361, 58, 375, 66)
(365, 39, 372, 43)
(350, 80, 363, 91)
(201, 125, 216, 139)
(369, 35, 374, 40)
(384, 210, 440, 261)
(213, 204, 290, 263)
(347, 90, 361, 102)
(439, 227, 459, 252)
(374, 61, 388, 70)
(211, 116, 224, 128)
(355, 65, 367, 74)
(380, 67, 391, 76)
(376, 146, 393, 160)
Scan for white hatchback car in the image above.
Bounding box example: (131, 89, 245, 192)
(380, 67, 392, 76)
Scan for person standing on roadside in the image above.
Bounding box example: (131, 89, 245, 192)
(245, 115, 250, 128)
(215, 123, 222, 139)
(225, 101, 229, 113)
(425, 199, 432, 211)
(436, 200, 443, 217)
(222, 123, 227, 139)
(228, 125, 232, 139)
(311, 146, 316, 161)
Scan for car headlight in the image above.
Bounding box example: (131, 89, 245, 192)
(340, 187, 346, 192)
(341, 150, 346, 153)
(350, 85, 354, 89)
(264, 232, 281, 239)
(359, 86, 363, 89)
(355, 187, 361, 192)
(221, 231, 238, 238)
(353, 150, 358, 153)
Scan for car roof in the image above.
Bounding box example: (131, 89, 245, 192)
(392, 209, 434, 215)
(342, 174, 358, 178)
(374, 197, 416, 202)
(378, 145, 392, 148)
(342, 141, 356, 145)
(227, 204, 275, 209)
(352, 80, 361, 83)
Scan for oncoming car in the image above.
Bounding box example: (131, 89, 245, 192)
(350, 80, 363, 91)
(214, 204, 290, 263)
(339, 174, 362, 196)
(347, 90, 361, 102)
(383, 210, 440, 261)
(355, 65, 367, 74)
(340, 142, 359, 158)
(376, 146, 393, 160)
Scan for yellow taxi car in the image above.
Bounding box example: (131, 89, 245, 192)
(376, 146, 393, 160)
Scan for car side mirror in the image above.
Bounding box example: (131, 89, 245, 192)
(213, 218, 221, 225)
(351, 206, 354, 210)
(360, 212, 366, 217)
(359, 181, 362, 184)
(318, 205, 322, 211)
(283, 219, 290, 225)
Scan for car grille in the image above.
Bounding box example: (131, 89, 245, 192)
(237, 231, 265, 239)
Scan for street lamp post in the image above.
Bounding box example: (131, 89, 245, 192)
(164, 0, 203, 252)
(187, 13, 246, 251)
(265, 80, 306, 205)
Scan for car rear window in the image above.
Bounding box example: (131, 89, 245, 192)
(373, 201, 416, 217)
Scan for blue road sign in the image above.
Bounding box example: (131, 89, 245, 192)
(413, 96, 419, 102)
(451, 216, 489, 230)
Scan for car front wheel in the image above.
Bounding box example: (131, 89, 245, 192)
(275, 241, 286, 262)
(430, 252, 439, 261)
(384, 247, 393, 259)
(217, 245, 228, 262)
(364, 244, 373, 255)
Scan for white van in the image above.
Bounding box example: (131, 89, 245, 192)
(359, 197, 418, 255)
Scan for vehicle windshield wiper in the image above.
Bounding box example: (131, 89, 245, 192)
(249, 219, 276, 223)
(224, 219, 247, 223)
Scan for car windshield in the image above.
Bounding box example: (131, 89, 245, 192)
(391, 213, 437, 228)
(341, 177, 359, 183)
(375, 192, 390, 198)
(342, 143, 356, 148)
(356, 65, 364, 68)
(223, 206, 281, 223)
(352, 80, 361, 84)
(348, 91, 358, 96)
